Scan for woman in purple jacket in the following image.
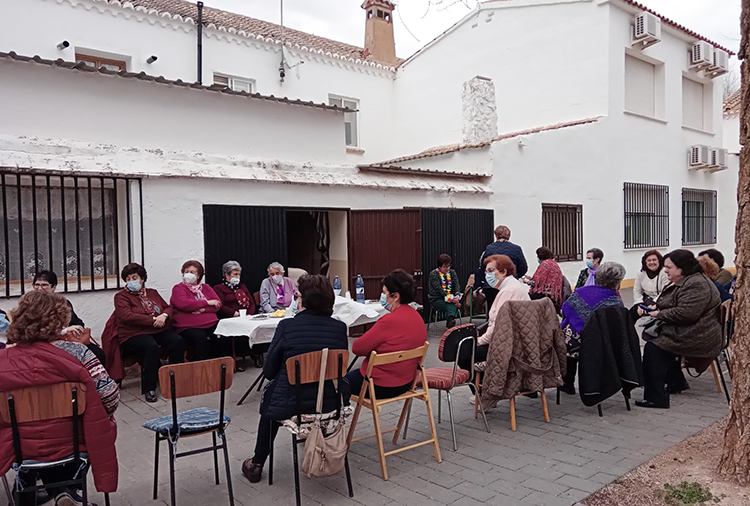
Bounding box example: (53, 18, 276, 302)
(171, 260, 222, 361)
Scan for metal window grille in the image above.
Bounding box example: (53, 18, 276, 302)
(682, 188, 717, 246)
(0, 170, 144, 298)
(541, 204, 583, 262)
(624, 183, 669, 249)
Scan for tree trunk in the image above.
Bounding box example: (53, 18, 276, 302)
(719, 0, 750, 485)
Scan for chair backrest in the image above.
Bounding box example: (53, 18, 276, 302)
(285, 349, 349, 385)
(253, 291, 261, 307)
(287, 267, 308, 288)
(721, 299, 733, 347)
(0, 382, 86, 424)
(158, 357, 235, 399)
(438, 324, 477, 363)
(365, 342, 429, 372)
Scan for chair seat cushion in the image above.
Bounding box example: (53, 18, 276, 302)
(142, 407, 230, 434)
(280, 405, 353, 441)
(417, 367, 471, 390)
(13, 453, 89, 472)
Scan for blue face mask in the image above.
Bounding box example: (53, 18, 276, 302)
(291, 297, 300, 316)
(126, 280, 142, 292)
(538, 258, 543, 265)
(380, 293, 393, 312)
(585, 259, 595, 269)
(485, 270, 500, 289)
(0, 315, 8, 332)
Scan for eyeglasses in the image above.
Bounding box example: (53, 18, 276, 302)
(33, 283, 51, 289)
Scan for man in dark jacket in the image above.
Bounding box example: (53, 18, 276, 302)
(474, 225, 528, 308)
(242, 274, 350, 484)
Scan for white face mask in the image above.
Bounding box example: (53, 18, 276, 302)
(272, 274, 283, 284)
(183, 272, 197, 285)
(229, 277, 240, 286)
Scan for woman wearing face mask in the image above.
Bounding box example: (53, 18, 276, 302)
(629, 250, 669, 323)
(109, 263, 184, 403)
(575, 248, 604, 289)
(345, 269, 426, 400)
(259, 262, 296, 314)
(214, 260, 257, 318)
(170, 260, 222, 361)
(524, 247, 567, 312)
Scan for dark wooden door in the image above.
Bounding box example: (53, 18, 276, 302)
(348, 209, 423, 302)
(203, 205, 287, 295)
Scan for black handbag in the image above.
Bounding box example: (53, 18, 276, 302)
(641, 317, 663, 341)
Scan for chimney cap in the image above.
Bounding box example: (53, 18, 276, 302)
(362, 0, 396, 10)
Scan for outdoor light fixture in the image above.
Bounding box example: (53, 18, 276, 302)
(56, 41, 70, 50)
(146, 55, 158, 64)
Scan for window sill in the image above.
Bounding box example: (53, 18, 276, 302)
(681, 125, 715, 136)
(623, 110, 668, 124)
(346, 147, 365, 155)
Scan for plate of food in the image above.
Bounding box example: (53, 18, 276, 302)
(251, 314, 269, 320)
(269, 309, 286, 318)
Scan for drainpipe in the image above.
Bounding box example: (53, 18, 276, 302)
(197, 1, 203, 84)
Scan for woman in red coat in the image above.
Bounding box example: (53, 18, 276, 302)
(213, 260, 256, 317)
(0, 291, 119, 502)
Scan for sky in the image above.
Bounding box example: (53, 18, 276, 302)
(202, 0, 741, 60)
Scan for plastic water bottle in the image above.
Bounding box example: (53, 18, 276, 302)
(356, 274, 365, 303)
(333, 275, 342, 297)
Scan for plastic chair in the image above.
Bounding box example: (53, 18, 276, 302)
(404, 324, 489, 451)
(0, 382, 111, 506)
(142, 357, 235, 506)
(346, 343, 442, 481)
(268, 349, 353, 506)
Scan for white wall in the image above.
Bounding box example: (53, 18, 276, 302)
(724, 114, 741, 154)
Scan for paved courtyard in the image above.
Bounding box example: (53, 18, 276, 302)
(102, 296, 731, 506)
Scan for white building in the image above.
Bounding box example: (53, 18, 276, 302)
(0, 0, 739, 334)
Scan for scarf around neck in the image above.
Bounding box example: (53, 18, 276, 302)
(131, 287, 161, 316)
(184, 282, 207, 301)
(530, 259, 563, 302)
(225, 281, 250, 308)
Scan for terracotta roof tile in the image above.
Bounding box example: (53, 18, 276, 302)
(102, 0, 401, 67)
(724, 89, 741, 116)
(0, 51, 350, 112)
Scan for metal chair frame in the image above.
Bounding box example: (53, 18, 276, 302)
(427, 307, 463, 331)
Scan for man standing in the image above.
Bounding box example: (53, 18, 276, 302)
(474, 225, 528, 308)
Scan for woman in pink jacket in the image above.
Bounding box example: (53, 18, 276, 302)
(171, 260, 222, 361)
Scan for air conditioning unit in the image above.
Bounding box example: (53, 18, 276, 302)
(708, 48, 729, 77)
(691, 41, 714, 69)
(709, 147, 728, 171)
(632, 12, 661, 48)
(689, 145, 711, 169)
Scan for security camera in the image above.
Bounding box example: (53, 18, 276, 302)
(56, 41, 70, 50)
(146, 55, 158, 64)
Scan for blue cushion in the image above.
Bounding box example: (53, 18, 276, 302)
(142, 407, 230, 434)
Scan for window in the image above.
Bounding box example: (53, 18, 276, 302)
(213, 73, 255, 93)
(682, 76, 712, 131)
(75, 54, 126, 71)
(624, 183, 669, 249)
(541, 204, 583, 262)
(624, 54, 657, 117)
(0, 171, 144, 297)
(328, 95, 359, 147)
(682, 188, 717, 246)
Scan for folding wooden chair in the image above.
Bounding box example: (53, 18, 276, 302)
(0, 382, 111, 506)
(268, 349, 354, 506)
(142, 357, 235, 506)
(346, 343, 441, 481)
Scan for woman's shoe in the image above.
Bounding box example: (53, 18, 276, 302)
(55, 491, 98, 506)
(635, 400, 669, 409)
(145, 391, 158, 403)
(242, 459, 263, 483)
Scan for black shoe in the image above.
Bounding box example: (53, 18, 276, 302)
(558, 383, 576, 395)
(145, 391, 158, 403)
(635, 400, 669, 409)
(670, 383, 690, 394)
(242, 459, 263, 483)
(446, 317, 456, 329)
(523, 392, 539, 399)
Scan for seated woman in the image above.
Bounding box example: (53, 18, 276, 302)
(699, 248, 733, 285)
(428, 253, 462, 328)
(171, 260, 222, 361)
(109, 263, 185, 402)
(575, 248, 604, 289)
(241, 275, 348, 484)
(346, 269, 426, 400)
(524, 247, 565, 311)
(698, 254, 733, 302)
(629, 250, 669, 323)
(32, 270, 106, 365)
(214, 260, 257, 317)
(559, 262, 626, 395)
(0, 291, 119, 505)
(259, 262, 296, 314)
(636, 250, 722, 409)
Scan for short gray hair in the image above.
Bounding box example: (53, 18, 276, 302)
(595, 262, 626, 290)
(222, 260, 242, 276)
(267, 262, 285, 274)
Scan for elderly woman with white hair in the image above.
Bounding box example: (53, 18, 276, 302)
(259, 262, 296, 314)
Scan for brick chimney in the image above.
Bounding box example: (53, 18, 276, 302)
(362, 0, 397, 64)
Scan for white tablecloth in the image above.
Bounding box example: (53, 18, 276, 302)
(214, 296, 388, 346)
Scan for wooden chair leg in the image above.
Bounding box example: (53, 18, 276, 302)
(541, 390, 550, 423)
(393, 397, 412, 444)
(346, 396, 365, 447)
(370, 396, 389, 481)
(711, 361, 723, 393)
(509, 396, 517, 432)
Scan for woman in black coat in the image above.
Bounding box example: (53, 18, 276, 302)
(242, 274, 349, 483)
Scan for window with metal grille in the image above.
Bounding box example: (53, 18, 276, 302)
(624, 183, 669, 249)
(0, 171, 144, 298)
(541, 204, 583, 262)
(682, 188, 717, 246)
